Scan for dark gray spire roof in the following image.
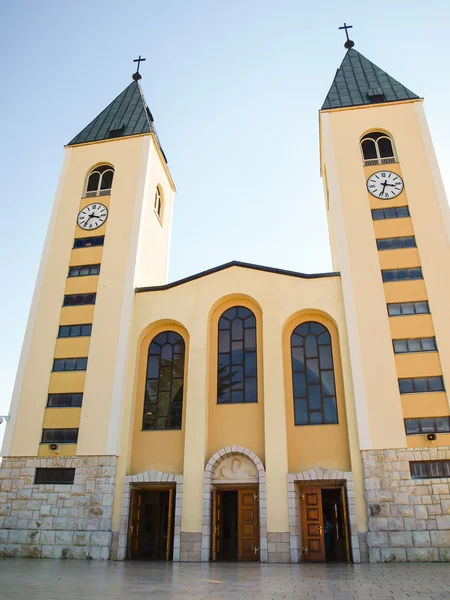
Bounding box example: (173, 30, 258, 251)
(322, 49, 419, 110)
(68, 80, 154, 145)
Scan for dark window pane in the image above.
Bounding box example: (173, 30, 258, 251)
(305, 335, 318, 358)
(244, 352, 257, 378)
(420, 419, 435, 433)
(231, 391, 244, 403)
(414, 378, 428, 393)
(385, 208, 396, 219)
(321, 371, 335, 395)
(293, 372, 306, 398)
(390, 238, 402, 249)
(404, 237, 416, 248)
(378, 137, 394, 158)
(372, 209, 384, 220)
(231, 366, 244, 390)
(76, 358, 87, 370)
(244, 328, 256, 350)
(245, 378, 257, 403)
(421, 338, 436, 351)
(100, 170, 114, 190)
(35, 468, 75, 485)
(388, 304, 401, 316)
(231, 319, 243, 341)
(393, 340, 408, 353)
(231, 341, 244, 365)
(143, 331, 185, 430)
(410, 268, 422, 280)
(310, 411, 323, 424)
(308, 385, 322, 410)
(71, 325, 81, 337)
(324, 397, 338, 423)
(405, 419, 420, 434)
(396, 207, 410, 217)
(81, 325, 92, 336)
(377, 239, 390, 250)
(429, 377, 444, 392)
(59, 326, 70, 338)
(362, 139, 377, 159)
(294, 399, 308, 425)
(319, 345, 332, 369)
(87, 172, 100, 192)
(399, 379, 413, 394)
(402, 303, 415, 315)
(407, 339, 421, 352)
(306, 359, 320, 384)
(53, 359, 65, 371)
(218, 331, 230, 353)
(436, 418, 450, 433)
(415, 302, 429, 314)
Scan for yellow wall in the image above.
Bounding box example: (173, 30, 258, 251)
(320, 99, 450, 451)
(207, 297, 265, 462)
(130, 322, 187, 475)
(283, 312, 351, 473)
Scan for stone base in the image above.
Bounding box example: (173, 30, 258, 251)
(267, 532, 291, 563)
(180, 532, 202, 561)
(0, 456, 116, 560)
(362, 447, 450, 563)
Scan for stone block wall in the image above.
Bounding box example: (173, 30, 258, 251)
(0, 456, 116, 559)
(362, 447, 450, 562)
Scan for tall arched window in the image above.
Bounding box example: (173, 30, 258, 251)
(360, 132, 396, 166)
(217, 306, 257, 404)
(291, 321, 338, 425)
(154, 185, 163, 220)
(143, 331, 185, 430)
(85, 165, 115, 197)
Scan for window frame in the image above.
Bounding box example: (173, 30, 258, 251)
(47, 393, 83, 408)
(360, 132, 397, 166)
(376, 236, 416, 251)
(387, 301, 430, 317)
(84, 165, 115, 198)
(371, 206, 410, 221)
(63, 293, 96, 307)
(381, 267, 423, 283)
(154, 185, 163, 223)
(57, 324, 92, 338)
(290, 321, 339, 426)
(52, 358, 88, 372)
(142, 331, 186, 431)
(216, 306, 258, 405)
(68, 264, 100, 278)
(35, 468, 76, 484)
(410, 460, 450, 479)
(393, 337, 437, 354)
(405, 416, 450, 435)
(41, 428, 79, 444)
(73, 236, 105, 249)
(398, 376, 445, 394)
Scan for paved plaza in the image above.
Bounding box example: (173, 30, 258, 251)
(1, 560, 450, 600)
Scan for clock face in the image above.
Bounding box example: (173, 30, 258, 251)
(77, 203, 108, 230)
(367, 171, 404, 199)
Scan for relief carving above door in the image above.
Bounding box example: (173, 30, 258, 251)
(213, 455, 258, 482)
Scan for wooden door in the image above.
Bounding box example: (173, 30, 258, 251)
(238, 488, 259, 561)
(300, 487, 325, 562)
(128, 489, 142, 559)
(165, 488, 174, 561)
(340, 486, 351, 563)
(212, 487, 222, 561)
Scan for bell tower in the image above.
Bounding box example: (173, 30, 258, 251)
(2, 67, 175, 460)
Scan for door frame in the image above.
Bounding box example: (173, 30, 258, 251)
(211, 483, 260, 562)
(126, 483, 176, 561)
(297, 482, 350, 563)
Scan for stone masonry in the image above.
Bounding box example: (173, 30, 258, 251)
(362, 447, 450, 562)
(0, 456, 116, 559)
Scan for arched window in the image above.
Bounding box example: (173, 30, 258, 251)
(85, 165, 115, 197)
(217, 306, 257, 404)
(291, 321, 338, 425)
(143, 331, 185, 430)
(360, 132, 396, 166)
(154, 185, 163, 220)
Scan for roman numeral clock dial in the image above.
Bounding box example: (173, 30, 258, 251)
(77, 203, 108, 230)
(367, 171, 404, 199)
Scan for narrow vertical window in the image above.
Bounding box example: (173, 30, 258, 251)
(217, 306, 257, 403)
(154, 186, 163, 220)
(360, 132, 396, 166)
(143, 331, 185, 430)
(291, 321, 338, 425)
(85, 165, 114, 197)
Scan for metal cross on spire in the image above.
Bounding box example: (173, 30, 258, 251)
(338, 22, 355, 49)
(132, 55, 146, 81)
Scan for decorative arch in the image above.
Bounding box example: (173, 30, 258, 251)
(84, 164, 115, 197)
(201, 446, 267, 562)
(287, 467, 361, 563)
(360, 130, 397, 166)
(117, 469, 183, 561)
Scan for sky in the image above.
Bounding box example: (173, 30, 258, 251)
(1, 0, 450, 447)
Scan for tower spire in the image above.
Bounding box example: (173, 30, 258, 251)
(338, 22, 355, 49)
(132, 55, 146, 81)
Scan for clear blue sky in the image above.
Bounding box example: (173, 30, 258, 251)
(1, 1, 450, 445)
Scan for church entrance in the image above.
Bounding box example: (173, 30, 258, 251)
(212, 485, 259, 561)
(299, 483, 350, 562)
(127, 485, 175, 560)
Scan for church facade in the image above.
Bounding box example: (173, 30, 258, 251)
(2, 46, 450, 564)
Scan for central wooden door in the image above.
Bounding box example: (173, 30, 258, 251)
(238, 488, 259, 561)
(300, 486, 325, 562)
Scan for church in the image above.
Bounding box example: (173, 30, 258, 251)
(1, 34, 450, 564)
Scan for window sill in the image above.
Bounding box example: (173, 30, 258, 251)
(141, 428, 182, 432)
(294, 422, 339, 427)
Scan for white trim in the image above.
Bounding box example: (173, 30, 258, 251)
(321, 113, 372, 449)
(287, 467, 360, 564)
(201, 446, 267, 563)
(117, 469, 183, 561)
(1, 149, 72, 456)
(104, 137, 152, 454)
